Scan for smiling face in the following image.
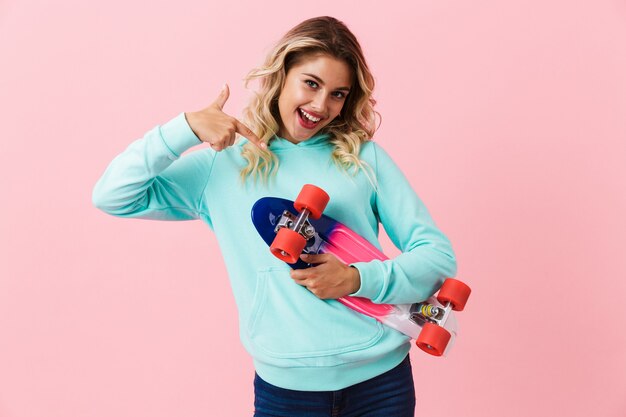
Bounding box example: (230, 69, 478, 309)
(276, 53, 353, 144)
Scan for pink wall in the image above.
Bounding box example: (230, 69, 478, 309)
(1, 0, 625, 416)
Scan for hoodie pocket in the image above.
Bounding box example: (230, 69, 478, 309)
(247, 267, 383, 360)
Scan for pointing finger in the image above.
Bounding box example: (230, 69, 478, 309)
(235, 119, 267, 150)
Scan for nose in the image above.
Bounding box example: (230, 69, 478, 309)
(310, 91, 329, 114)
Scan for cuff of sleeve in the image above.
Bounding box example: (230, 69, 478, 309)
(158, 112, 202, 158)
(348, 260, 383, 300)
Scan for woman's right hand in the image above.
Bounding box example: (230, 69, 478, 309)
(185, 84, 266, 151)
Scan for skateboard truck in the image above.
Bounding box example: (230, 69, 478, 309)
(412, 278, 471, 355)
(269, 185, 330, 264)
(274, 210, 316, 241)
(409, 301, 452, 329)
(274, 210, 322, 260)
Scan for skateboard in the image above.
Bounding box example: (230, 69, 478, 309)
(251, 184, 471, 356)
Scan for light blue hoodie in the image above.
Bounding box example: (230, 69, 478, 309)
(92, 112, 457, 391)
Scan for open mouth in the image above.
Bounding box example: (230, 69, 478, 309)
(297, 108, 322, 128)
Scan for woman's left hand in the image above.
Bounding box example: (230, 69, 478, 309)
(290, 253, 361, 299)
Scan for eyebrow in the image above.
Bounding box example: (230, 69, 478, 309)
(302, 73, 351, 92)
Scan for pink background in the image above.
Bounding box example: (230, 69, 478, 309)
(1, 0, 625, 416)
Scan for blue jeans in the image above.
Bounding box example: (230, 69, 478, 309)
(253, 355, 416, 417)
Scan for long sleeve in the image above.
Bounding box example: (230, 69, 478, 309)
(349, 143, 457, 304)
(92, 112, 215, 222)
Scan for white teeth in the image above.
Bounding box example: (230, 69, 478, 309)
(299, 108, 321, 122)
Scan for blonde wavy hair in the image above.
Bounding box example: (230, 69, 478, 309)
(238, 16, 381, 186)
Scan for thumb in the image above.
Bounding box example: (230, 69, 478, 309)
(300, 253, 327, 265)
(212, 83, 230, 110)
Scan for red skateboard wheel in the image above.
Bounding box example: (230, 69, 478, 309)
(270, 228, 307, 264)
(437, 278, 471, 311)
(416, 323, 451, 357)
(294, 184, 330, 220)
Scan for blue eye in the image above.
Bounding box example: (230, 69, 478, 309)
(304, 79, 347, 99)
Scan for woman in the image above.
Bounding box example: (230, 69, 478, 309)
(93, 15, 456, 416)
